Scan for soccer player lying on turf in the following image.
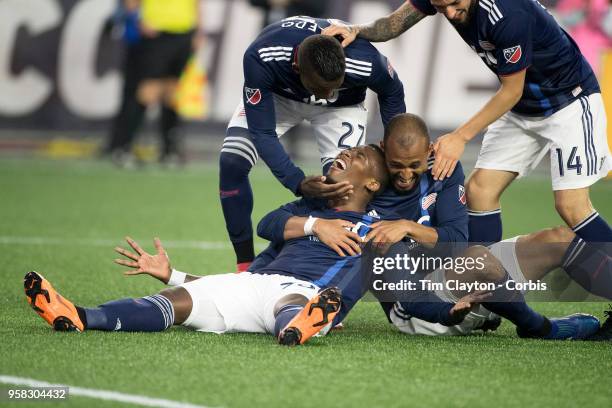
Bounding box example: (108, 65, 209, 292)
(385, 228, 611, 340)
(220, 16, 406, 272)
(25, 145, 406, 346)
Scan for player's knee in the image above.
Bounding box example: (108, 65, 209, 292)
(462, 245, 506, 282)
(541, 226, 575, 244)
(220, 130, 257, 181)
(219, 150, 254, 182)
(554, 198, 591, 226)
(465, 176, 496, 209)
(273, 293, 308, 315)
(158, 287, 193, 325)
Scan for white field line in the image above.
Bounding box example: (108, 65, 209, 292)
(0, 236, 267, 250)
(0, 375, 214, 408)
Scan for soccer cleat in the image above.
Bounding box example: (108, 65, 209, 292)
(24, 271, 84, 332)
(586, 306, 612, 341)
(278, 287, 342, 346)
(474, 315, 502, 333)
(518, 313, 600, 340)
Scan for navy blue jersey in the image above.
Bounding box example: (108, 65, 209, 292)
(370, 158, 468, 243)
(255, 198, 398, 322)
(411, 0, 599, 116)
(242, 16, 406, 193)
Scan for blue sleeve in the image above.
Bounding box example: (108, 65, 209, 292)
(256, 199, 311, 243)
(433, 162, 468, 243)
(367, 53, 406, 127)
(409, 0, 437, 16)
(243, 52, 306, 195)
(398, 294, 458, 326)
(490, 10, 532, 76)
(249, 242, 282, 272)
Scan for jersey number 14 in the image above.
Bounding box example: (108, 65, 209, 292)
(556, 146, 582, 176)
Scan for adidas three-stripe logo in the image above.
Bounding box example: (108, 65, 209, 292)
(258, 46, 293, 62)
(479, 0, 503, 25)
(222, 136, 259, 167)
(345, 58, 372, 77)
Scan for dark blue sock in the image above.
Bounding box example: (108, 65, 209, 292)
(572, 212, 612, 242)
(82, 295, 174, 332)
(274, 304, 303, 337)
(562, 236, 612, 300)
(468, 209, 502, 245)
(220, 128, 257, 263)
(482, 273, 549, 336)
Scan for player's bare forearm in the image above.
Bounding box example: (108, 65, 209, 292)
(283, 216, 309, 240)
(356, 2, 426, 42)
(454, 69, 526, 141)
(405, 221, 438, 247)
(283, 217, 362, 257)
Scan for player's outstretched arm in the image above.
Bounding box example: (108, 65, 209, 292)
(114, 237, 172, 283)
(431, 69, 526, 180)
(114, 237, 201, 284)
(322, 2, 426, 47)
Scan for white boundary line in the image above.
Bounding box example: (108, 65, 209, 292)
(0, 236, 267, 250)
(0, 375, 214, 408)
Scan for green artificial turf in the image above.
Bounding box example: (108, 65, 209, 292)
(1, 158, 611, 408)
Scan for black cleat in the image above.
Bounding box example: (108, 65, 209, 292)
(586, 306, 612, 341)
(475, 315, 502, 333)
(278, 327, 302, 346)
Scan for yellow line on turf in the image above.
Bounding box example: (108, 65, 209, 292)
(0, 375, 214, 408)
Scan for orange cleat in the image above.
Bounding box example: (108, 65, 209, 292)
(278, 287, 342, 346)
(24, 271, 84, 332)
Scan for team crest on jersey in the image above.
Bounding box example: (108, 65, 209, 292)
(421, 193, 438, 210)
(479, 41, 495, 51)
(245, 87, 262, 105)
(458, 185, 466, 205)
(503, 45, 522, 64)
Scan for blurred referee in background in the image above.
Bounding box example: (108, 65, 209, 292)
(106, 0, 201, 167)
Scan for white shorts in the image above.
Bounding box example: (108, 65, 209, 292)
(390, 237, 524, 336)
(180, 272, 320, 334)
(225, 95, 368, 169)
(476, 93, 611, 190)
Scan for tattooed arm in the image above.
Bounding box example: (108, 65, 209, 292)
(322, 2, 428, 46)
(357, 2, 427, 41)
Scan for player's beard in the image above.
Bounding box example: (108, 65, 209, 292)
(449, 0, 478, 28)
(392, 172, 420, 194)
